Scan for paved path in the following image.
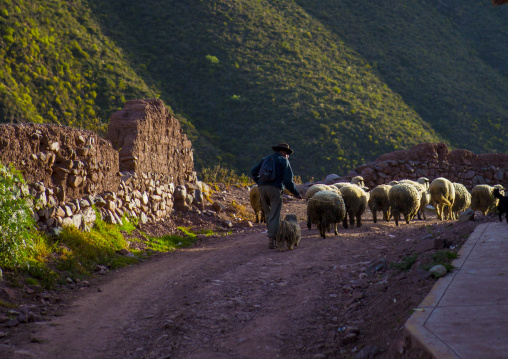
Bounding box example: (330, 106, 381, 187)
(406, 222, 508, 359)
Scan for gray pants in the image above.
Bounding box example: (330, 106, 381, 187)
(258, 185, 283, 238)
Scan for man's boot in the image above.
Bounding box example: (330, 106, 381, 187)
(269, 237, 277, 249)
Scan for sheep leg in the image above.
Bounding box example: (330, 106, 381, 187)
(373, 209, 378, 223)
(307, 216, 312, 230)
(444, 206, 452, 220)
(333, 223, 338, 236)
(356, 214, 362, 227)
(435, 204, 442, 220)
(348, 210, 355, 226)
(319, 223, 326, 239)
(342, 215, 349, 229)
(417, 209, 422, 220)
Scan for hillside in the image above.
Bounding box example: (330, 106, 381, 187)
(1, 0, 507, 180)
(0, 0, 156, 132)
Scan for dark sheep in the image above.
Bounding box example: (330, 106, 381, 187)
(493, 188, 508, 223)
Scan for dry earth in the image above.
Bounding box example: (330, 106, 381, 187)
(0, 184, 496, 359)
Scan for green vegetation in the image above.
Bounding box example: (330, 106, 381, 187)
(2, 216, 209, 290)
(0, 0, 156, 134)
(199, 164, 252, 187)
(137, 227, 201, 253)
(1, 0, 507, 179)
(391, 253, 418, 272)
(0, 163, 210, 290)
(392, 249, 458, 275)
(0, 162, 41, 267)
(421, 250, 458, 273)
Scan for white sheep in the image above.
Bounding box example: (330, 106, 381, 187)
(399, 179, 429, 220)
(351, 176, 365, 187)
(451, 182, 471, 220)
(249, 185, 265, 223)
(306, 190, 346, 239)
(417, 177, 430, 191)
(368, 184, 392, 223)
(332, 182, 352, 191)
(339, 184, 368, 228)
(388, 183, 421, 226)
(416, 177, 431, 220)
(470, 184, 503, 215)
(429, 177, 455, 220)
(305, 184, 339, 200)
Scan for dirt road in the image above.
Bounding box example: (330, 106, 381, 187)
(0, 196, 482, 359)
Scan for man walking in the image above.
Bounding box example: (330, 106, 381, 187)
(251, 143, 302, 249)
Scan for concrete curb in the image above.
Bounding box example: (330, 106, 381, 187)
(404, 223, 490, 358)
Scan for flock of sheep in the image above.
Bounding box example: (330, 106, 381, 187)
(250, 176, 507, 241)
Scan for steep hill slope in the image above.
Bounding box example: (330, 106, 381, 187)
(80, 0, 508, 177)
(297, 0, 508, 154)
(87, 0, 443, 177)
(0, 0, 156, 132)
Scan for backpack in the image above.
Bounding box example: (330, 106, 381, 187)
(259, 155, 276, 182)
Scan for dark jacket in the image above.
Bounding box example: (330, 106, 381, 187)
(251, 153, 300, 197)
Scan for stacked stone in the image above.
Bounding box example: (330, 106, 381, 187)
(114, 171, 176, 224)
(172, 181, 210, 213)
(31, 169, 213, 232)
(32, 173, 173, 231)
(0, 123, 119, 201)
(31, 181, 97, 232)
(107, 99, 195, 185)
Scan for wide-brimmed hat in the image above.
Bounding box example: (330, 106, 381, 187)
(272, 143, 294, 154)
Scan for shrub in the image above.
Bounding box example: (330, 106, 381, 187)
(391, 253, 418, 271)
(0, 163, 38, 267)
(198, 164, 252, 187)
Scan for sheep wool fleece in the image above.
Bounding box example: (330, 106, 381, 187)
(258, 185, 283, 238)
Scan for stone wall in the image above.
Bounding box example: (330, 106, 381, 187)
(0, 123, 119, 202)
(107, 99, 195, 185)
(0, 99, 202, 231)
(338, 143, 508, 190)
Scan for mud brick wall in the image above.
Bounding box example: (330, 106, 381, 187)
(0, 99, 203, 231)
(107, 99, 196, 186)
(0, 123, 119, 202)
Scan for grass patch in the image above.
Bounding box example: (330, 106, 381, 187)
(230, 200, 254, 221)
(140, 226, 198, 252)
(119, 216, 138, 234)
(391, 253, 418, 272)
(0, 299, 17, 309)
(421, 250, 458, 272)
(53, 218, 130, 278)
(199, 164, 252, 187)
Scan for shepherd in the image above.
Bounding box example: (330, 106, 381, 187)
(251, 143, 303, 249)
